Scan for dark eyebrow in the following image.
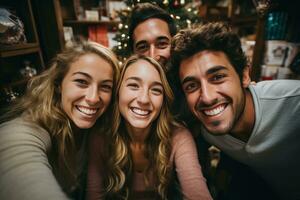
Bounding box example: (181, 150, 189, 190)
(181, 76, 196, 85)
(181, 66, 228, 85)
(206, 66, 228, 75)
(72, 72, 92, 79)
(156, 36, 170, 41)
(135, 40, 148, 48)
(135, 36, 170, 48)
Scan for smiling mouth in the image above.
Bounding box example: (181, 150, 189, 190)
(130, 107, 151, 116)
(76, 105, 99, 116)
(202, 104, 226, 116)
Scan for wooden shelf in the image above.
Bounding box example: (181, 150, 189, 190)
(0, 43, 39, 51)
(230, 16, 257, 27)
(63, 20, 119, 26)
(2, 77, 30, 88)
(0, 45, 40, 58)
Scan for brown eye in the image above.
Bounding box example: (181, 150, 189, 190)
(184, 82, 199, 93)
(127, 83, 139, 90)
(211, 74, 226, 82)
(74, 79, 88, 87)
(135, 43, 149, 53)
(156, 41, 169, 49)
(151, 87, 163, 95)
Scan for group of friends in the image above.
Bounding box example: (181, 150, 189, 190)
(0, 3, 299, 200)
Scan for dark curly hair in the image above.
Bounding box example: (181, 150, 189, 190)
(170, 22, 247, 85)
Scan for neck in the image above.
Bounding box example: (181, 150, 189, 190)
(126, 123, 151, 144)
(231, 89, 255, 142)
(71, 124, 85, 150)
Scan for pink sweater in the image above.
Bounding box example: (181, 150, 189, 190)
(86, 127, 212, 200)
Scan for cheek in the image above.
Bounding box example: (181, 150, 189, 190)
(153, 96, 164, 111)
(186, 93, 198, 110)
(102, 92, 112, 107)
(60, 86, 75, 112)
(161, 47, 171, 58)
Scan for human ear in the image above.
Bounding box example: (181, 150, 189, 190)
(242, 66, 251, 88)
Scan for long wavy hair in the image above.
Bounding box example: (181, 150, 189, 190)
(0, 41, 120, 193)
(105, 55, 179, 199)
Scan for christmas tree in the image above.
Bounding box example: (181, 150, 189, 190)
(113, 0, 201, 62)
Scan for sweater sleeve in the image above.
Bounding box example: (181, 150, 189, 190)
(0, 118, 70, 200)
(172, 127, 213, 200)
(86, 132, 106, 200)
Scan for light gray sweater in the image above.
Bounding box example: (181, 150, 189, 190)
(0, 117, 71, 200)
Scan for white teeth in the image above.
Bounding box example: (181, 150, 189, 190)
(77, 106, 98, 115)
(204, 105, 225, 116)
(131, 107, 150, 116)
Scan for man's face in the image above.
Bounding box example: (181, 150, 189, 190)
(133, 18, 171, 67)
(179, 50, 250, 136)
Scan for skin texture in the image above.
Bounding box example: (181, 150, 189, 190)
(179, 50, 253, 141)
(133, 18, 171, 67)
(118, 59, 164, 138)
(61, 53, 113, 129)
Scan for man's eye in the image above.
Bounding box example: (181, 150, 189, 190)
(136, 43, 149, 53)
(156, 41, 170, 49)
(211, 74, 225, 81)
(184, 82, 198, 93)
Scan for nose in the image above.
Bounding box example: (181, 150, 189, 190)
(200, 83, 217, 105)
(85, 86, 100, 105)
(137, 89, 150, 104)
(148, 44, 157, 59)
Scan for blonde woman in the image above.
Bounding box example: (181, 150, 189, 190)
(0, 41, 120, 200)
(86, 55, 212, 200)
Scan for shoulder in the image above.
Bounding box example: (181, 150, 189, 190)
(171, 126, 195, 148)
(0, 117, 51, 151)
(250, 80, 300, 99)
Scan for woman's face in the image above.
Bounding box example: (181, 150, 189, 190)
(118, 59, 164, 132)
(61, 53, 113, 129)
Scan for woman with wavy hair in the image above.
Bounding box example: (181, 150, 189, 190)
(86, 55, 212, 200)
(0, 41, 120, 200)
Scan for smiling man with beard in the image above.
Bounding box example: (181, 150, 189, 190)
(170, 21, 300, 199)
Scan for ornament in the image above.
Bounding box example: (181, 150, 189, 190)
(163, 0, 169, 6)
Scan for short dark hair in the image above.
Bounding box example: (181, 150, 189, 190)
(128, 2, 177, 51)
(170, 22, 247, 81)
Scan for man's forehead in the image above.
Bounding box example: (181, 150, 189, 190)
(133, 18, 171, 42)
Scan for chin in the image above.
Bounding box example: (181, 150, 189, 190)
(204, 123, 231, 136)
(75, 121, 95, 129)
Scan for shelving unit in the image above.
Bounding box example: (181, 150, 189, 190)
(31, 0, 119, 64)
(251, 0, 300, 81)
(0, 0, 44, 107)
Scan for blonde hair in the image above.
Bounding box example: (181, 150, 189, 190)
(0, 41, 120, 192)
(105, 55, 178, 199)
